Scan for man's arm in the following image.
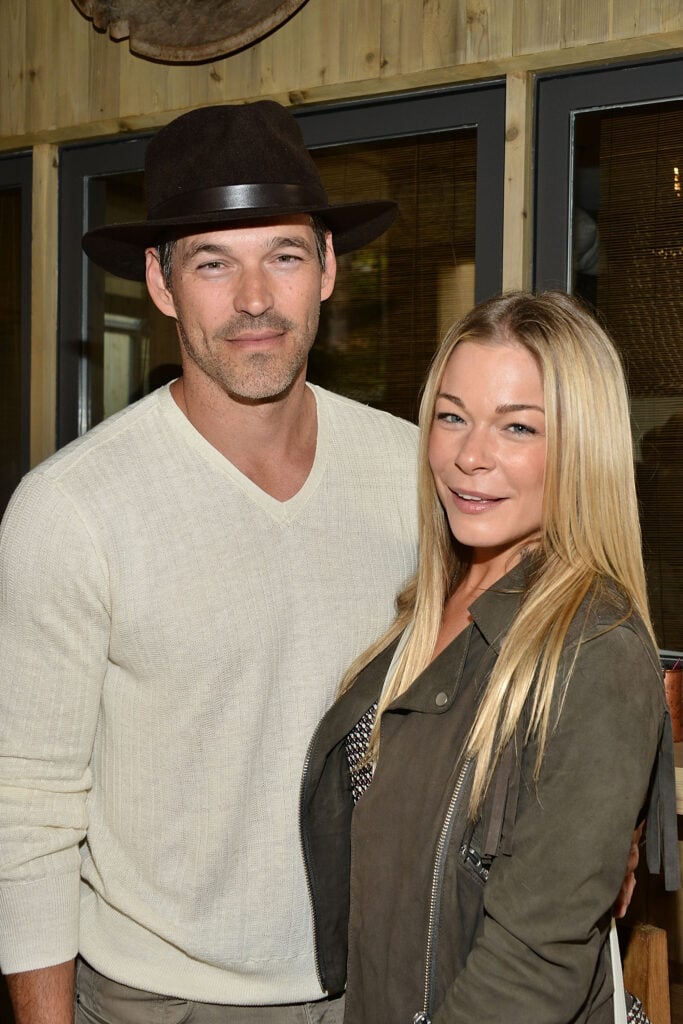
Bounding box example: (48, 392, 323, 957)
(6, 961, 75, 1024)
(0, 474, 108, 982)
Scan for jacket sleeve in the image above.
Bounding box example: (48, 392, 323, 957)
(0, 472, 110, 974)
(434, 622, 667, 1024)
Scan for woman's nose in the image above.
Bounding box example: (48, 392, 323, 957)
(454, 428, 495, 472)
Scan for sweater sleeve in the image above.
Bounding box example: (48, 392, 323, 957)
(0, 472, 110, 973)
(434, 623, 666, 1024)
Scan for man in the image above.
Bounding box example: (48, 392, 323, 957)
(0, 101, 420, 1023)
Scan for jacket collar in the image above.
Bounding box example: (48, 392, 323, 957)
(467, 560, 529, 653)
(391, 561, 531, 714)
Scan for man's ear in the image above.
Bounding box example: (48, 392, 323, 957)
(320, 233, 337, 302)
(145, 248, 177, 318)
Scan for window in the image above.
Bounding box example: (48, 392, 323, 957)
(535, 57, 683, 653)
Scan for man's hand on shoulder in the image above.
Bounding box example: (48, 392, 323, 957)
(613, 822, 644, 919)
(6, 960, 75, 1024)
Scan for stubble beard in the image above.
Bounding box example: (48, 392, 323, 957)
(176, 308, 320, 403)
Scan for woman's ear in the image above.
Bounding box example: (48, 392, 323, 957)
(145, 248, 177, 319)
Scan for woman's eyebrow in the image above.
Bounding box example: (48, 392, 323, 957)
(496, 402, 545, 414)
(436, 394, 545, 415)
(437, 392, 465, 407)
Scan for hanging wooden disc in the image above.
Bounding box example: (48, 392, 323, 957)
(72, 0, 311, 62)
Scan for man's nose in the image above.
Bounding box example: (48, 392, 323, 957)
(233, 267, 274, 316)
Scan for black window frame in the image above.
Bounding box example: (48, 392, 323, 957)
(59, 134, 154, 445)
(534, 54, 683, 289)
(534, 55, 683, 660)
(0, 150, 32, 483)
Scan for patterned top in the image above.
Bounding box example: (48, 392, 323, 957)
(345, 702, 378, 804)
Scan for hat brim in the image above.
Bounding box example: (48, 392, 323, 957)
(82, 200, 398, 282)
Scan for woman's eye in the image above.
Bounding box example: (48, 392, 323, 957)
(507, 422, 536, 435)
(435, 411, 464, 425)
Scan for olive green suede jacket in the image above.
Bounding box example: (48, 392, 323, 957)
(300, 566, 679, 1024)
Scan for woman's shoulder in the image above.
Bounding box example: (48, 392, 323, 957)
(563, 584, 664, 711)
(569, 581, 654, 652)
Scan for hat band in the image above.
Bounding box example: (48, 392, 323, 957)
(150, 182, 329, 221)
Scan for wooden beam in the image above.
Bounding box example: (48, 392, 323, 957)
(30, 143, 58, 466)
(623, 923, 671, 1024)
(502, 71, 533, 291)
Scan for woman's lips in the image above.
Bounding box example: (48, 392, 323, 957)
(450, 488, 506, 513)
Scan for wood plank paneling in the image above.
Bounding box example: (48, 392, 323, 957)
(85, 25, 120, 126)
(421, 0, 461, 69)
(24, 0, 59, 132)
(379, 0, 424, 79)
(281, 2, 321, 101)
(0, 0, 27, 139)
(4, 0, 683, 148)
(337, 2, 382, 86)
(466, 0, 513, 64)
(611, 0, 678, 38)
(561, 0, 611, 49)
(512, 0, 563, 56)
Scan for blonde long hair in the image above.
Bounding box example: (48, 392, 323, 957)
(339, 290, 655, 813)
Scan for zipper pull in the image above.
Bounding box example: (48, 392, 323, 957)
(413, 1015, 431, 1023)
(459, 841, 492, 881)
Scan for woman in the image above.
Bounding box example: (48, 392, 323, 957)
(301, 291, 679, 1024)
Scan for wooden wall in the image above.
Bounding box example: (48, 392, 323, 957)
(3, 0, 683, 147)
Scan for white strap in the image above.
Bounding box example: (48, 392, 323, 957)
(611, 919, 628, 1024)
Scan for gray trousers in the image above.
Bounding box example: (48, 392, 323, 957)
(75, 959, 345, 1024)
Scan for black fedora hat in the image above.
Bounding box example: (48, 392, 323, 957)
(82, 101, 398, 282)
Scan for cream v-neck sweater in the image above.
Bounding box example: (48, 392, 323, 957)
(0, 384, 418, 1003)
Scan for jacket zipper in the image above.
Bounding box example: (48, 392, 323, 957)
(413, 757, 473, 1024)
(298, 718, 327, 994)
